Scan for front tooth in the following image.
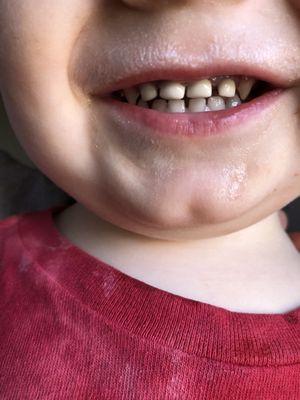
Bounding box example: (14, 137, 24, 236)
(168, 100, 185, 113)
(207, 96, 226, 111)
(225, 95, 242, 109)
(160, 82, 186, 100)
(152, 99, 167, 112)
(140, 83, 158, 102)
(238, 78, 255, 100)
(187, 79, 212, 98)
(124, 87, 139, 104)
(189, 98, 206, 112)
(137, 99, 149, 108)
(218, 78, 236, 97)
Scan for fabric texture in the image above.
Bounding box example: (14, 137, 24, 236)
(1, 205, 300, 399)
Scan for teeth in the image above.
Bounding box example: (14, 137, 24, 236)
(137, 99, 149, 108)
(218, 78, 236, 98)
(207, 96, 226, 111)
(124, 87, 139, 105)
(187, 79, 212, 98)
(120, 76, 258, 112)
(152, 99, 167, 112)
(168, 100, 185, 113)
(160, 82, 186, 100)
(225, 95, 242, 109)
(140, 83, 158, 102)
(238, 78, 255, 100)
(189, 98, 206, 112)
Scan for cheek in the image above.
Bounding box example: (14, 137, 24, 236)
(0, 10, 96, 214)
(0, 0, 97, 173)
(0, 1, 96, 97)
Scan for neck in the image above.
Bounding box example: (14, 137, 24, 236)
(54, 202, 300, 314)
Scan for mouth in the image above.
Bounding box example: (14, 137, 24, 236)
(109, 75, 274, 113)
(90, 66, 288, 138)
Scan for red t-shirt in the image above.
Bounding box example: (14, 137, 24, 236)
(1, 205, 300, 399)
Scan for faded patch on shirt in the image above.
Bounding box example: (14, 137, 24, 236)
(166, 349, 188, 398)
(18, 253, 32, 273)
(102, 271, 117, 298)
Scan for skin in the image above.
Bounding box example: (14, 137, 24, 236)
(0, 0, 300, 312)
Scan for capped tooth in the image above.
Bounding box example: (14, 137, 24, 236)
(160, 82, 185, 100)
(212, 76, 234, 90)
(187, 79, 212, 98)
(218, 78, 236, 97)
(152, 99, 167, 112)
(124, 87, 139, 104)
(168, 100, 186, 113)
(207, 96, 226, 111)
(238, 78, 255, 100)
(137, 99, 149, 108)
(140, 83, 158, 102)
(188, 98, 206, 112)
(225, 95, 242, 109)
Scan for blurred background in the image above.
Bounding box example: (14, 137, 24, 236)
(0, 94, 299, 231)
(0, 95, 74, 219)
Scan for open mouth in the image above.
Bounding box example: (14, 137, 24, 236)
(95, 66, 286, 138)
(110, 76, 274, 113)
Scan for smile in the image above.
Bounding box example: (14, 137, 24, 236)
(111, 76, 273, 113)
(88, 55, 292, 138)
(99, 73, 284, 138)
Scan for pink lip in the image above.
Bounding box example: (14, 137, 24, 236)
(93, 63, 289, 97)
(101, 89, 283, 138)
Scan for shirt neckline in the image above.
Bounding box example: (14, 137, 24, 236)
(18, 204, 300, 366)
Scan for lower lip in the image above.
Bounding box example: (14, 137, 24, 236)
(101, 89, 283, 138)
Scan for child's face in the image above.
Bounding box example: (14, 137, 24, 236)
(0, 0, 300, 239)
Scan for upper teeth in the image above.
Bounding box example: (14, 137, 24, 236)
(160, 82, 186, 100)
(217, 78, 236, 97)
(119, 76, 256, 112)
(186, 79, 212, 98)
(124, 87, 139, 104)
(140, 83, 158, 102)
(238, 78, 256, 100)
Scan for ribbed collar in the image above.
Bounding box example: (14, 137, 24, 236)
(18, 205, 300, 366)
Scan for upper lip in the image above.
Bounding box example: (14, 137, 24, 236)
(73, 43, 299, 97)
(91, 62, 292, 97)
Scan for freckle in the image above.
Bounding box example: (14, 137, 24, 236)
(294, 173, 299, 177)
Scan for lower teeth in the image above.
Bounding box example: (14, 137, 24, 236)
(117, 94, 243, 113)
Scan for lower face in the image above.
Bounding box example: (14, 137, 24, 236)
(0, 0, 300, 240)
